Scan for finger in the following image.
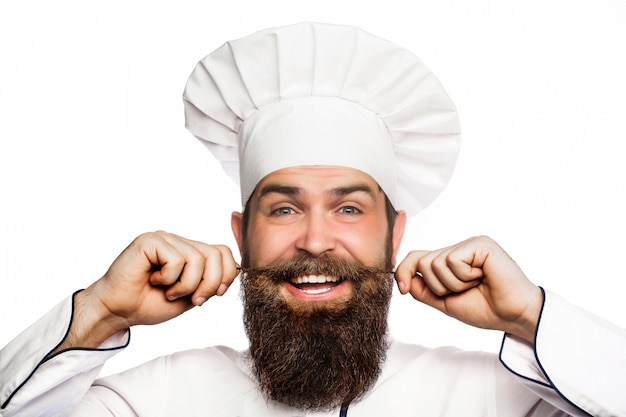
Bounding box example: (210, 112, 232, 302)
(188, 245, 226, 306)
(152, 232, 219, 301)
(396, 249, 451, 295)
(429, 250, 482, 294)
(412, 249, 452, 296)
(418, 263, 451, 297)
(179, 242, 237, 306)
(395, 250, 429, 294)
(212, 245, 239, 296)
(445, 242, 486, 282)
(157, 235, 207, 301)
(406, 272, 447, 313)
(138, 232, 187, 287)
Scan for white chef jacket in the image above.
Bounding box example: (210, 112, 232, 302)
(1, 289, 625, 417)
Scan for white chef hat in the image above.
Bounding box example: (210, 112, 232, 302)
(183, 22, 461, 216)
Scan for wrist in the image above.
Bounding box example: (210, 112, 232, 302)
(505, 286, 544, 344)
(51, 288, 129, 354)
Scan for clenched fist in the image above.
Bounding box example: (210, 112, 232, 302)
(395, 236, 543, 343)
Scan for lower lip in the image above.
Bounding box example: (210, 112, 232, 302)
(280, 280, 351, 302)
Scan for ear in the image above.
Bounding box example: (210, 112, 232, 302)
(390, 210, 407, 265)
(231, 211, 244, 256)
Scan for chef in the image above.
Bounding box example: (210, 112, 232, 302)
(1, 22, 624, 417)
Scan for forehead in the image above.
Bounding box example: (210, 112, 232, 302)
(254, 166, 382, 198)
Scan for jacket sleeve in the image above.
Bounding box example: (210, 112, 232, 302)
(499, 288, 626, 417)
(0, 292, 129, 417)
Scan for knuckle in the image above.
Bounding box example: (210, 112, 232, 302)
(135, 230, 166, 244)
(187, 247, 205, 263)
(415, 257, 428, 271)
(150, 230, 169, 239)
(431, 256, 447, 274)
(474, 235, 492, 245)
(215, 244, 233, 254)
(446, 252, 461, 269)
(203, 244, 223, 259)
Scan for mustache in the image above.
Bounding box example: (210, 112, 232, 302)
(239, 254, 392, 284)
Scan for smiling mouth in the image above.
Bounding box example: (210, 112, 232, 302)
(290, 275, 344, 295)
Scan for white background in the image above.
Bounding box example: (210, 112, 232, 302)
(1, 0, 625, 376)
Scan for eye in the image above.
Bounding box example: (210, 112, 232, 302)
(272, 206, 296, 216)
(338, 206, 361, 215)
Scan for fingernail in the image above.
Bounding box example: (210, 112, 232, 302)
(216, 284, 228, 296)
(398, 281, 406, 293)
(195, 296, 207, 306)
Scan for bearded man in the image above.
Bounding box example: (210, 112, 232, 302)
(1, 22, 625, 417)
(237, 166, 400, 411)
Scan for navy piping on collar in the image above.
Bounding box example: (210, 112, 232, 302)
(497, 287, 592, 417)
(339, 403, 349, 417)
(1, 289, 131, 410)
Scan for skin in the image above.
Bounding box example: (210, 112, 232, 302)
(395, 236, 543, 343)
(51, 166, 542, 355)
(231, 166, 406, 306)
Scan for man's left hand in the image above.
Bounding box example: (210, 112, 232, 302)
(395, 235, 543, 344)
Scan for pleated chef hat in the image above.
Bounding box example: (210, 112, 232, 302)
(183, 22, 461, 216)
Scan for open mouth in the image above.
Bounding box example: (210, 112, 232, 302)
(289, 275, 344, 295)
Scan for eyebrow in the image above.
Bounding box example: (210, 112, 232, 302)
(329, 184, 377, 200)
(257, 184, 302, 200)
(257, 183, 377, 201)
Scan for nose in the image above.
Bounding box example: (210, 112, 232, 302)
(294, 210, 336, 257)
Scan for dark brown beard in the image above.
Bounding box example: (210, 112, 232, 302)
(240, 254, 393, 411)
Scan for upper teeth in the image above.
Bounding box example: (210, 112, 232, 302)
(292, 275, 340, 284)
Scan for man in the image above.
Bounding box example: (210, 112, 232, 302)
(1, 22, 624, 417)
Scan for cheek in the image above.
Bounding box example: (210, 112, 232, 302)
(245, 223, 295, 266)
(334, 221, 388, 263)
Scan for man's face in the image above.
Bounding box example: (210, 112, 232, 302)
(231, 166, 406, 411)
(232, 165, 405, 290)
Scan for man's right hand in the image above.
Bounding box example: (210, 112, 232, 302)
(53, 231, 239, 352)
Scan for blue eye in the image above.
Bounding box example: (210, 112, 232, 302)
(273, 207, 296, 215)
(339, 206, 360, 215)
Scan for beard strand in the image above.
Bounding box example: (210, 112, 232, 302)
(240, 254, 393, 411)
